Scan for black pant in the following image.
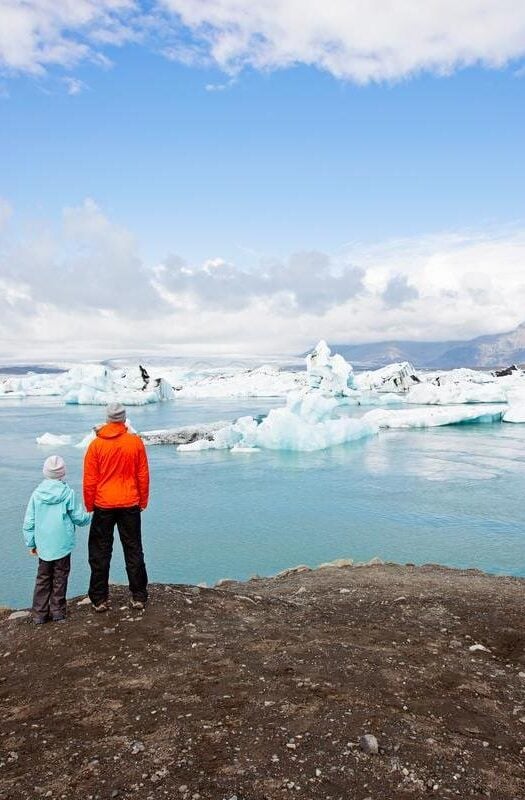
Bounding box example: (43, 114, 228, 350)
(88, 506, 148, 605)
(32, 554, 71, 621)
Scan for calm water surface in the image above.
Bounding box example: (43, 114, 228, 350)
(1, 397, 524, 608)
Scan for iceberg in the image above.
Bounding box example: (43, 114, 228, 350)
(36, 433, 72, 447)
(355, 362, 419, 393)
(141, 421, 231, 445)
(1, 363, 176, 405)
(502, 405, 525, 423)
(405, 382, 507, 405)
(363, 405, 505, 429)
(422, 368, 495, 385)
(173, 364, 307, 399)
(179, 391, 379, 453)
(306, 339, 357, 394)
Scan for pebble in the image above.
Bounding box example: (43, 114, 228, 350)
(7, 610, 31, 620)
(469, 643, 490, 653)
(130, 741, 145, 755)
(77, 597, 91, 606)
(359, 734, 379, 754)
(150, 767, 169, 783)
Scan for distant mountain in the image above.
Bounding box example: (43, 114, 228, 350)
(328, 322, 525, 369)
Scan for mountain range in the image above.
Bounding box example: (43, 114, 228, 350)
(329, 322, 525, 369)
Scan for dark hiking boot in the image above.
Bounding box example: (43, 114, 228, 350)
(92, 600, 110, 613)
(129, 598, 146, 611)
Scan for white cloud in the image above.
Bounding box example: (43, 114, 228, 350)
(162, 0, 525, 82)
(0, 0, 136, 75)
(1, 200, 525, 359)
(1, 1, 525, 82)
(63, 76, 87, 95)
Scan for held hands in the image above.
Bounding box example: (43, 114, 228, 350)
(29, 548, 37, 556)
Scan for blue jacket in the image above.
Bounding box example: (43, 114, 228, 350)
(23, 479, 91, 561)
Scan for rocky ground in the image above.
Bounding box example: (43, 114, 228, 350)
(1, 562, 524, 800)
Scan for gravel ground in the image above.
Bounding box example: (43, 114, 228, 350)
(1, 562, 524, 800)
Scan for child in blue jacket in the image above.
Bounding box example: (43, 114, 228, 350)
(23, 455, 90, 623)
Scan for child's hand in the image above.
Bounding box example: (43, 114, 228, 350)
(29, 548, 37, 556)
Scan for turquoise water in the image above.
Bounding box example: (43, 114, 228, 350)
(1, 397, 525, 608)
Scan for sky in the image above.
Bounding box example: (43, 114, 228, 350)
(0, 0, 524, 360)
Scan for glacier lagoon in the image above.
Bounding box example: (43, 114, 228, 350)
(1, 395, 525, 609)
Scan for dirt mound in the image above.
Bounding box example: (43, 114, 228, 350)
(1, 563, 525, 799)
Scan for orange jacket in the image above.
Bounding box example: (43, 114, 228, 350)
(83, 422, 150, 512)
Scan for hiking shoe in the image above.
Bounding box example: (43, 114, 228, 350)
(92, 600, 110, 613)
(129, 598, 146, 611)
(51, 615, 66, 623)
(33, 616, 48, 625)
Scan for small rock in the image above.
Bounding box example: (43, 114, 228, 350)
(77, 597, 91, 606)
(518, 672, 525, 679)
(318, 558, 353, 569)
(469, 643, 490, 653)
(8, 610, 31, 620)
(111, 791, 119, 798)
(130, 741, 145, 755)
(339, 588, 351, 594)
(359, 734, 379, 754)
(150, 767, 169, 783)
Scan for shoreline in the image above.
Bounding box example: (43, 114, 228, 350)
(1, 562, 525, 799)
(3, 556, 525, 615)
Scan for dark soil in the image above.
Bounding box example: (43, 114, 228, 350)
(1, 562, 525, 800)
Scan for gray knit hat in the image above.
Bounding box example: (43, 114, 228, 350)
(106, 402, 126, 423)
(43, 455, 66, 481)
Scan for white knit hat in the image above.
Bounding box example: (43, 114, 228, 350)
(43, 455, 66, 480)
(106, 402, 127, 423)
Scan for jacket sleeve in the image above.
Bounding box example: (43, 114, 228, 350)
(67, 489, 91, 527)
(83, 441, 99, 513)
(136, 438, 150, 510)
(22, 495, 36, 549)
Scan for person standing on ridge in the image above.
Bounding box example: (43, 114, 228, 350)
(83, 403, 150, 612)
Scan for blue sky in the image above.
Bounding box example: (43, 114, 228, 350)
(0, 1, 525, 358)
(3, 55, 524, 263)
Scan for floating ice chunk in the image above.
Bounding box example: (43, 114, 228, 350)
(355, 362, 418, 393)
(141, 421, 230, 445)
(405, 381, 507, 405)
(36, 433, 72, 447)
(179, 393, 378, 452)
(363, 405, 505, 429)
(3, 362, 176, 405)
(422, 368, 495, 385)
(306, 340, 357, 394)
(252, 405, 377, 451)
(175, 364, 306, 398)
(502, 405, 525, 423)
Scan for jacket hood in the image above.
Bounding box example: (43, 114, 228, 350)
(96, 422, 128, 440)
(34, 479, 71, 505)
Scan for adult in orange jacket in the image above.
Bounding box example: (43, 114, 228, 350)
(83, 403, 150, 611)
